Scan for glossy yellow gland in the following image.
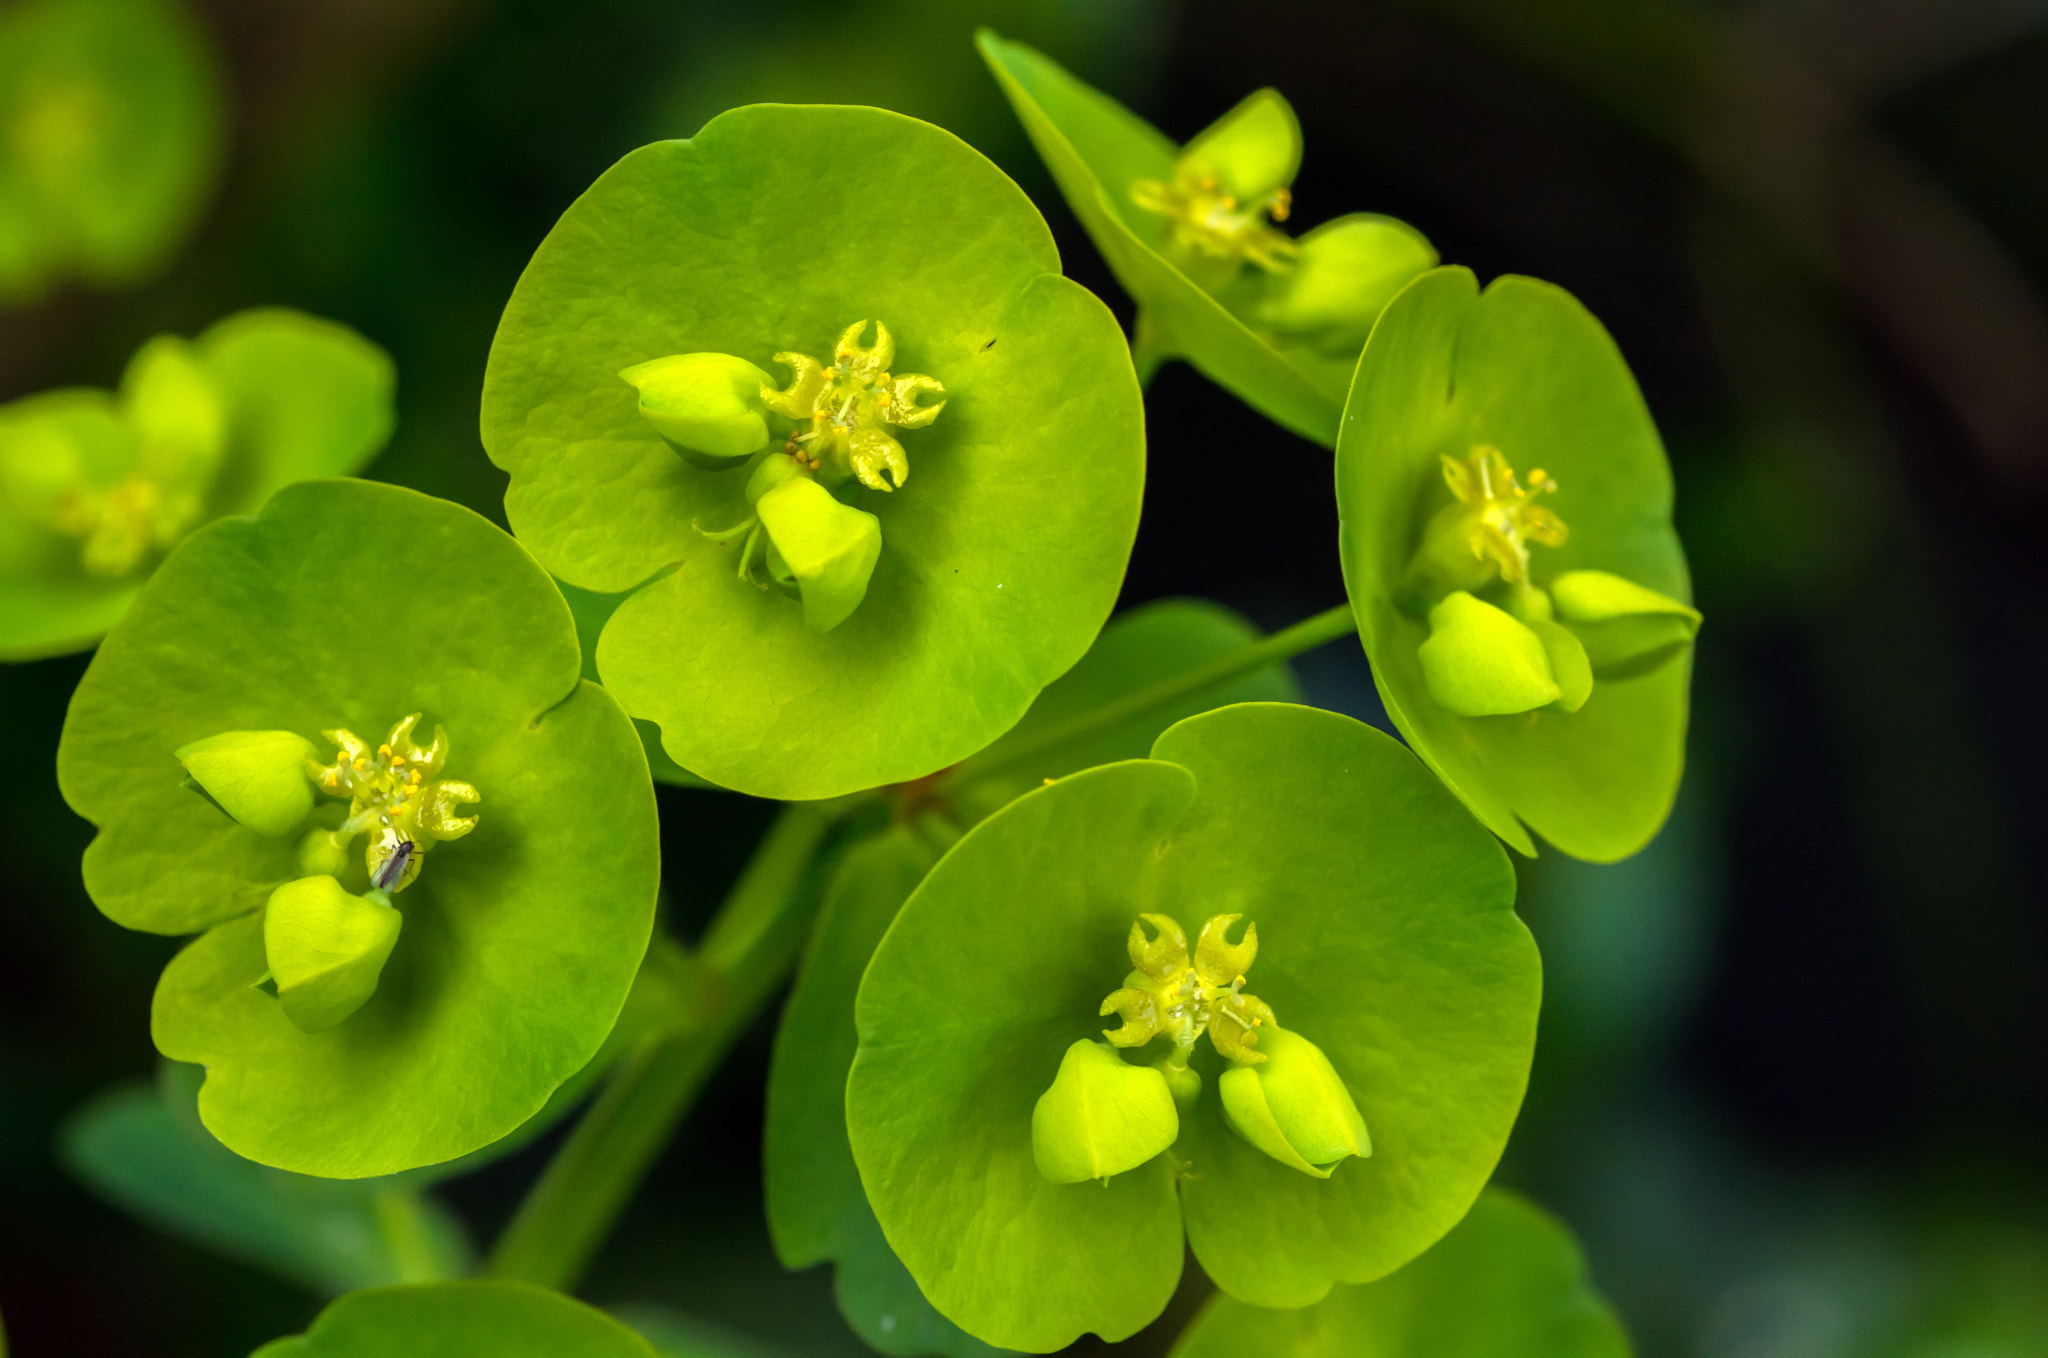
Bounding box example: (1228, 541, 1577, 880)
(307, 713, 479, 892)
(1422, 446, 1568, 591)
(1099, 912, 1276, 1069)
(759, 319, 944, 493)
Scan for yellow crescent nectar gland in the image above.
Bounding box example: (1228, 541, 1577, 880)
(758, 319, 945, 494)
(302, 713, 479, 893)
(1098, 913, 1276, 1072)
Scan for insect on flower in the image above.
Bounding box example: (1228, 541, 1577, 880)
(372, 840, 415, 892)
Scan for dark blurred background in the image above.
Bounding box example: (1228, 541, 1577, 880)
(5, 0, 2047, 1353)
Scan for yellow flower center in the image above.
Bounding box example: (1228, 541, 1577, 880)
(1437, 445, 1569, 586)
(1131, 164, 1298, 274)
(758, 319, 945, 494)
(1099, 912, 1276, 1070)
(306, 713, 479, 893)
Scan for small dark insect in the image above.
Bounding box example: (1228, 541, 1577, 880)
(372, 840, 415, 891)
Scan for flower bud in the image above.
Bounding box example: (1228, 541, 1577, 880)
(1032, 1039, 1179, 1185)
(754, 477, 881, 634)
(1550, 570, 1701, 679)
(175, 730, 319, 837)
(1260, 214, 1436, 351)
(1218, 1026, 1370, 1178)
(1416, 591, 1560, 717)
(263, 875, 402, 1033)
(619, 352, 774, 469)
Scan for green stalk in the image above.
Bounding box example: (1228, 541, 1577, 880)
(947, 602, 1358, 789)
(485, 802, 834, 1292)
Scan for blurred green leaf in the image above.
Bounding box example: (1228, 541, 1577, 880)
(251, 1281, 658, 1357)
(611, 1304, 797, 1358)
(1169, 1188, 1631, 1357)
(0, 0, 223, 304)
(62, 1069, 471, 1295)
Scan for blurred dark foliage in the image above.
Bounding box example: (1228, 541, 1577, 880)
(3, 1, 2046, 1354)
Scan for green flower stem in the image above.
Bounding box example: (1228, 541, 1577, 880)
(946, 603, 1358, 792)
(485, 802, 835, 1292)
(371, 1191, 453, 1284)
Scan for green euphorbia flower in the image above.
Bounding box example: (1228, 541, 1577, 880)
(765, 600, 1296, 1357)
(0, 0, 222, 305)
(1170, 1188, 1631, 1358)
(979, 32, 1435, 447)
(251, 1281, 659, 1358)
(1336, 266, 1698, 861)
(482, 103, 1143, 801)
(57, 479, 658, 1177)
(847, 703, 1538, 1351)
(0, 308, 394, 659)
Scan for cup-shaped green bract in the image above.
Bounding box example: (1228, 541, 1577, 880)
(1337, 267, 1696, 862)
(176, 729, 318, 837)
(0, 307, 394, 660)
(617, 352, 773, 469)
(56, 479, 659, 1177)
(846, 702, 1538, 1351)
(265, 876, 403, 1034)
(250, 1281, 660, 1358)
(764, 600, 1294, 1357)
(1170, 1188, 1631, 1358)
(979, 32, 1435, 447)
(1033, 1039, 1179, 1185)
(0, 0, 222, 305)
(481, 104, 1143, 801)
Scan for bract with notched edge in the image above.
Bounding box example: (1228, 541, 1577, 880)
(847, 703, 1538, 1351)
(1337, 266, 1695, 862)
(0, 0, 223, 305)
(1169, 1188, 1632, 1358)
(250, 1281, 660, 1358)
(57, 479, 658, 1178)
(0, 307, 393, 660)
(482, 103, 1143, 801)
(978, 31, 1435, 447)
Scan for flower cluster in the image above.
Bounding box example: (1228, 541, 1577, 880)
(620, 318, 946, 633)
